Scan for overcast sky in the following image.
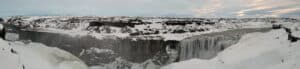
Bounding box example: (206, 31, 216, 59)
(0, 0, 299, 17)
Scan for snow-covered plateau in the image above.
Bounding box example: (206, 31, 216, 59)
(5, 16, 297, 40)
(0, 16, 299, 69)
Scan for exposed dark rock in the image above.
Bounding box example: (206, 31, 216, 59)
(272, 24, 282, 29)
(0, 24, 5, 39)
(88, 21, 137, 28)
(284, 28, 300, 42)
(10, 49, 17, 54)
(284, 28, 292, 34)
(204, 22, 215, 25)
(129, 32, 141, 36)
(22, 65, 26, 69)
(288, 34, 300, 42)
(164, 40, 180, 49)
(0, 18, 4, 23)
(172, 30, 186, 33)
(165, 21, 192, 26)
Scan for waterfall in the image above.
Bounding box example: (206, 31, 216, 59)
(113, 39, 165, 63)
(179, 35, 238, 61)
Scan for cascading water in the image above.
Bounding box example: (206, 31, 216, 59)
(179, 35, 238, 61)
(178, 28, 271, 61)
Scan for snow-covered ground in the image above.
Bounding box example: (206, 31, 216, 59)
(5, 16, 284, 40)
(162, 23, 300, 69)
(0, 39, 88, 69)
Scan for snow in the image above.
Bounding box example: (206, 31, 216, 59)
(162, 59, 222, 69)
(6, 16, 277, 41)
(0, 24, 3, 30)
(282, 22, 300, 38)
(0, 39, 88, 69)
(163, 28, 300, 69)
(86, 47, 115, 54)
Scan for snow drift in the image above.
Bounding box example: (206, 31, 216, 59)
(0, 39, 88, 69)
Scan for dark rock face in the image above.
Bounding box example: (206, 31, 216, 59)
(164, 20, 216, 26)
(88, 19, 145, 28)
(284, 28, 300, 42)
(88, 21, 136, 28)
(88, 21, 105, 27)
(172, 29, 186, 33)
(272, 24, 282, 29)
(0, 24, 5, 39)
(0, 18, 4, 23)
(165, 21, 193, 26)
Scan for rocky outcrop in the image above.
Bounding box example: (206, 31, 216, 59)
(282, 23, 300, 42)
(0, 18, 4, 23)
(0, 24, 5, 39)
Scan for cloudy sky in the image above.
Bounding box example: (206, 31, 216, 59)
(0, 0, 299, 17)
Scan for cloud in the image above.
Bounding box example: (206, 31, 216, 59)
(0, 0, 299, 17)
(269, 7, 300, 17)
(192, 0, 223, 17)
(236, 0, 300, 17)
